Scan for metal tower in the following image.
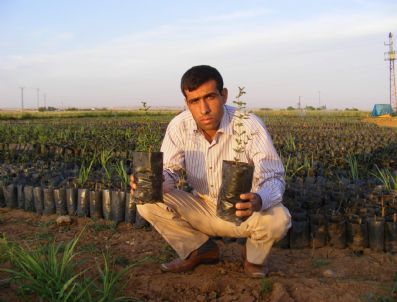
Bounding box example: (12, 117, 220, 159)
(385, 32, 396, 111)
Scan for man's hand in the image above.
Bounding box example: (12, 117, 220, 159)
(130, 174, 166, 196)
(235, 193, 262, 217)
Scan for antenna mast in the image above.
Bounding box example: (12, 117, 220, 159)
(385, 32, 396, 111)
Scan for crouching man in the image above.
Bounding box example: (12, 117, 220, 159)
(130, 65, 291, 278)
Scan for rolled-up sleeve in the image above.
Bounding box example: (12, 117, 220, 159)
(246, 116, 285, 211)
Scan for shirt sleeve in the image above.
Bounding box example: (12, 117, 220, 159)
(160, 119, 186, 192)
(246, 115, 285, 211)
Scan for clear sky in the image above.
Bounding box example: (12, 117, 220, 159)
(1, 0, 397, 110)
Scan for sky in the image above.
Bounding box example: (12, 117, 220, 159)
(1, 0, 397, 110)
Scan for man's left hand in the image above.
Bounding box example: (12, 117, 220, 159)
(235, 193, 262, 217)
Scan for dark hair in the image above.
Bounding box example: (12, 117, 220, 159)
(180, 65, 224, 97)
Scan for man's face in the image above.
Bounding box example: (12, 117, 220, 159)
(184, 80, 228, 133)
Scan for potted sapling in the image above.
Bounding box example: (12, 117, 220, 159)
(76, 158, 94, 217)
(132, 101, 163, 204)
(111, 160, 128, 224)
(217, 87, 254, 225)
(100, 149, 113, 220)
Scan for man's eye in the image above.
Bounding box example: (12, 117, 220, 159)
(206, 94, 216, 101)
(189, 99, 199, 105)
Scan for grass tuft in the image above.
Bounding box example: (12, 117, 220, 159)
(260, 278, 273, 296)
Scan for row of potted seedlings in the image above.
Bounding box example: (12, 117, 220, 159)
(279, 179, 397, 253)
(279, 210, 397, 253)
(0, 161, 150, 228)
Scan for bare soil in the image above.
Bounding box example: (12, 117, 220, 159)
(0, 208, 396, 302)
(363, 116, 397, 128)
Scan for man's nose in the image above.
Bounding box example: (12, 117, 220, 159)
(200, 99, 210, 115)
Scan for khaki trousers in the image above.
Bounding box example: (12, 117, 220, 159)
(137, 190, 291, 265)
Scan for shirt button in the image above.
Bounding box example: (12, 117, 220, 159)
(209, 166, 212, 169)
(210, 185, 214, 188)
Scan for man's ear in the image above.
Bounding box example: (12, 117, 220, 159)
(221, 88, 228, 104)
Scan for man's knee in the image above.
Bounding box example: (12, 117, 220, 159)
(250, 204, 291, 241)
(136, 203, 156, 221)
(268, 205, 291, 240)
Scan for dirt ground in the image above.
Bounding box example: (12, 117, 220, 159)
(0, 208, 396, 302)
(363, 116, 397, 128)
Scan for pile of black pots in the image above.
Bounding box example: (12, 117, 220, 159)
(278, 177, 397, 253)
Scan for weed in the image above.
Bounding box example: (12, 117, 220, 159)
(0, 229, 92, 301)
(260, 278, 273, 296)
(79, 242, 101, 254)
(312, 258, 330, 268)
(89, 219, 117, 234)
(346, 154, 359, 181)
(95, 253, 140, 302)
(114, 256, 130, 267)
(35, 230, 55, 242)
(391, 272, 397, 295)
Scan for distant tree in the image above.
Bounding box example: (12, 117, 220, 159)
(305, 106, 316, 111)
(287, 106, 295, 110)
(260, 108, 272, 111)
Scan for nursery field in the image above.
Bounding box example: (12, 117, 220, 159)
(0, 109, 396, 302)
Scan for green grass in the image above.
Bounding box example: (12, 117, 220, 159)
(0, 229, 91, 301)
(0, 228, 140, 301)
(0, 109, 177, 121)
(79, 242, 102, 254)
(89, 219, 117, 234)
(260, 278, 273, 296)
(312, 258, 331, 268)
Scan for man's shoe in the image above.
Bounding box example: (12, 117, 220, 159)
(160, 239, 220, 273)
(244, 259, 269, 278)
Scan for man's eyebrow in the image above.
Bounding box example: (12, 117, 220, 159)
(186, 92, 217, 103)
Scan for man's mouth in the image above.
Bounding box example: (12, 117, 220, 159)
(200, 117, 213, 123)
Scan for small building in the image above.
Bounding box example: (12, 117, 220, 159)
(371, 104, 393, 117)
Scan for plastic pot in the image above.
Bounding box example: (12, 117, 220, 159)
(346, 215, 368, 251)
(0, 180, 5, 207)
(384, 217, 397, 253)
(125, 192, 136, 224)
(89, 190, 103, 219)
(217, 160, 254, 226)
(111, 190, 125, 224)
(327, 214, 347, 249)
(54, 188, 67, 215)
(132, 151, 163, 203)
(23, 185, 35, 212)
(274, 230, 290, 249)
(43, 188, 56, 215)
(77, 188, 89, 217)
(102, 189, 111, 220)
(309, 213, 327, 248)
(289, 209, 310, 249)
(17, 184, 25, 209)
(134, 208, 150, 229)
(33, 186, 44, 215)
(66, 188, 78, 215)
(367, 216, 385, 252)
(4, 184, 17, 208)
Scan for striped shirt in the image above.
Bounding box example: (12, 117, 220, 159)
(161, 104, 285, 211)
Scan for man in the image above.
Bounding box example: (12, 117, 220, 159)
(130, 65, 291, 278)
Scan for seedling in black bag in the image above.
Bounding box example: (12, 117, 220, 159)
(217, 87, 254, 225)
(132, 102, 163, 204)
